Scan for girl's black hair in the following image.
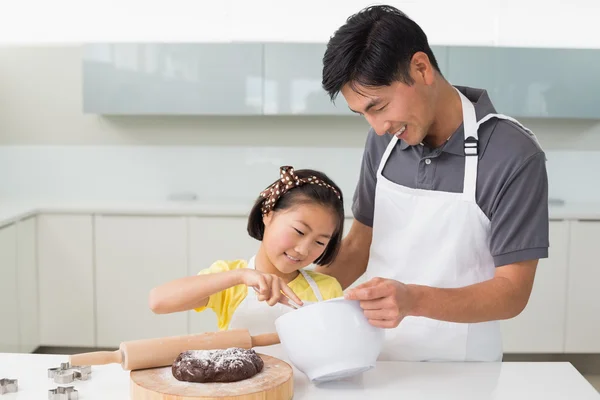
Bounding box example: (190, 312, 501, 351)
(247, 169, 344, 266)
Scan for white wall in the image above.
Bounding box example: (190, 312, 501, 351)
(234, 0, 599, 48)
(3, 1, 599, 48)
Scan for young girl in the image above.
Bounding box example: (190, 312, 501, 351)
(149, 165, 345, 343)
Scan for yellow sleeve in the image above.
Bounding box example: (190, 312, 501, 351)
(193, 259, 248, 330)
(303, 270, 344, 301)
(321, 275, 343, 300)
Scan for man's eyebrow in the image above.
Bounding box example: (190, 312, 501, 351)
(348, 98, 382, 114)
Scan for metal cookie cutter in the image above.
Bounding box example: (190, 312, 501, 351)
(48, 386, 78, 400)
(0, 379, 18, 395)
(48, 362, 91, 384)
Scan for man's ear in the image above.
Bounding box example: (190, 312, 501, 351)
(411, 51, 435, 85)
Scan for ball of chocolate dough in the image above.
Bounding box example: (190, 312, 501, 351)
(172, 348, 264, 383)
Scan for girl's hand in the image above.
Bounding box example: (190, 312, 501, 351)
(241, 269, 303, 308)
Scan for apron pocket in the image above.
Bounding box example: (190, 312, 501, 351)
(379, 316, 468, 362)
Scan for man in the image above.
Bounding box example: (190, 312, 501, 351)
(315, 5, 549, 362)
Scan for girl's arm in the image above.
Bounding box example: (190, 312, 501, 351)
(149, 270, 246, 314)
(149, 269, 303, 314)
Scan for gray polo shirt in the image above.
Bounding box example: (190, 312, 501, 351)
(352, 86, 549, 267)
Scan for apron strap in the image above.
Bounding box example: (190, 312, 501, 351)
(376, 135, 400, 177)
(456, 88, 479, 203)
(376, 89, 480, 202)
(299, 269, 324, 302)
(375, 90, 543, 205)
(477, 113, 542, 148)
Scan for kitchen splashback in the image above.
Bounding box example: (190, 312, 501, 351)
(0, 146, 598, 207)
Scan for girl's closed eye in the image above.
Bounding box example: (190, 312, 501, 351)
(293, 227, 304, 236)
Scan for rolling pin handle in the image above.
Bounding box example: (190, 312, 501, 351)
(251, 333, 280, 347)
(69, 349, 123, 367)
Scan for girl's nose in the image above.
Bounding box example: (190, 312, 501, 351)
(295, 241, 310, 257)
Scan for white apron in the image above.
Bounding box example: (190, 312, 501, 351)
(228, 256, 324, 359)
(367, 88, 541, 362)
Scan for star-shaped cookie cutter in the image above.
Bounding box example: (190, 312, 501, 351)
(48, 362, 91, 384)
(48, 386, 78, 400)
(0, 378, 18, 395)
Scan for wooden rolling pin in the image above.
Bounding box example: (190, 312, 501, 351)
(69, 329, 280, 371)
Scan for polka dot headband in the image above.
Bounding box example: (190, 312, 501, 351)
(260, 166, 342, 215)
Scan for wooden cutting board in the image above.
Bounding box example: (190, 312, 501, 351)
(129, 354, 293, 400)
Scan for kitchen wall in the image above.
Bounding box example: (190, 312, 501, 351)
(4, 1, 599, 48)
(2, 45, 600, 206)
(1, 45, 600, 149)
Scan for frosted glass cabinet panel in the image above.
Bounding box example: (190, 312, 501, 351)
(263, 43, 353, 115)
(82, 43, 263, 115)
(263, 43, 448, 115)
(447, 46, 600, 119)
(82, 43, 599, 118)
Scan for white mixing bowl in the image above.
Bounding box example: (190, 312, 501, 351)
(274, 297, 385, 383)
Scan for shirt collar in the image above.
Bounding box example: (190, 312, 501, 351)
(399, 86, 497, 157)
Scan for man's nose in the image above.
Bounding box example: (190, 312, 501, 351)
(365, 116, 390, 136)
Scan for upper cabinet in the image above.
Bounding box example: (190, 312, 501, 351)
(447, 46, 600, 119)
(262, 43, 447, 116)
(82, 43, 263, 115)
(82, 43, 599, 119)
(263, 43, 351, 115)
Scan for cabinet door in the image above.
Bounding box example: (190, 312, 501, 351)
(500, 220, 569, 353)
(38, 215, 95, 347)
(188, 217, 259, 334)
(263, 43, 354, 115)
(82, 43, 263, 115)
(16, 217, 39, 353)
(447, 46, 600, 119)
(263, 43, 447, 115)
(95, 216, 188, 347)
(565, 220, 600, 352)
(0, 224, 19, 353)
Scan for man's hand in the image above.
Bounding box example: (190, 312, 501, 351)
(344, 277, 415, 328)
(344, 259, 538, 325)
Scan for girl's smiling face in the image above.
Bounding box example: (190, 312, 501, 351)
(262, 201, 337, 274)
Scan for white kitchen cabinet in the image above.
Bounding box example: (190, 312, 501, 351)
(38, 215, 95, 347)
(565, 220, 600, 352)
(500, 220, 570, 353)
(0, 224, 19, 353)
(94, 216, 188, 347)
(16, 217, 39, 353)
(188, 216, 260, 334)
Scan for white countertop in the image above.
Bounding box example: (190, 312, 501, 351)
(1, 353, 598, 399)
(1, 199, 600, 228)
